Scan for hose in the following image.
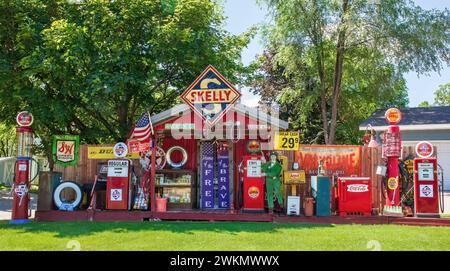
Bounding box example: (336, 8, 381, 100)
(438, 164, 445, 213)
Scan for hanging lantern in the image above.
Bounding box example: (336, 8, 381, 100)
(368, 130, 379, 148)
(364, 124, 379, 148)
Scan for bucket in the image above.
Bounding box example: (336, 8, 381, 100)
(304, 197, 315, 217)
(156, 197, 168, 212)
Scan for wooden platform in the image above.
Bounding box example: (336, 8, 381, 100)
(35, 210, 273, 222)
(35, 210, 450, 227)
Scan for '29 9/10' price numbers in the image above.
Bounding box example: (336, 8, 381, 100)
(274, 131, 300, 151)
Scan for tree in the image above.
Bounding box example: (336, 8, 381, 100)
(434, 83, 450, 105)
(257, 0, 450, 144)
(418, 101, 430, 107)
(0, 124, 16, 157)
(1, 0, 253, 169)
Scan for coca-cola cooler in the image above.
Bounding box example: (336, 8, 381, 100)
(337, 177, 372, 216)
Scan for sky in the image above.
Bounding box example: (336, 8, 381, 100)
(223, 0, 450, 108)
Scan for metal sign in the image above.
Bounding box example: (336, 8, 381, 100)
(52, 135, 80, 167)
(113, 142, 128, 158)
(87, 146, 140, 159)
(180, 65, 241, 125)
(274, 131, 300, 150)
(415, 141, 434, 158)
(107, 160, 129, 177)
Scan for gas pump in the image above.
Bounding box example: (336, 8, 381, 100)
(11, 111, 37, 224)
(382, 108, 403, 215)
(241, 141, 265, 212)
(413, 141, 440, 217)
(106, 143, 132, 210)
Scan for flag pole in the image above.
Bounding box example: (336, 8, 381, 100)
(148, 111, 157, 212)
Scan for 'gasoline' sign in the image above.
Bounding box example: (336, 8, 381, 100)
(180, 65, 241, 125)
(274, 131, 300, 151)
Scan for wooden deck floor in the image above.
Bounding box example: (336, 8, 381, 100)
(35, 210, 450, 227)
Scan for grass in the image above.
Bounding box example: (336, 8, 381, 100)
(0, 183, 8, 191)
(1, 221, 450, 251)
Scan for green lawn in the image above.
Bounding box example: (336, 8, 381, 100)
(1, 221, 450, 251)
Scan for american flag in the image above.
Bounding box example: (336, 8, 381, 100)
(132, 111, 154, 141)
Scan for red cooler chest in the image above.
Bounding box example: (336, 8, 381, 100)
(337, 177, 372, 216)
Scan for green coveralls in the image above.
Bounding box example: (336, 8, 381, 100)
(261, 161, 283, 209)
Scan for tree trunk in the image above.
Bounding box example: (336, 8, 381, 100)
(328, 0, 349, 145)
(47, 144, 54, 172)
(118, 103, 129, 141)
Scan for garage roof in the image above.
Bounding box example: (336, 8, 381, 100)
(359, 106, 450, 131)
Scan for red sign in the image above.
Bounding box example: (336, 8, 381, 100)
(295, 145, 361, 177)
(16, 111, 34, 127)
(415, 141, 434, 158)
(128, 139, 151, 153)
(180, 65, 241, 125)
(385, 108, 402, 125)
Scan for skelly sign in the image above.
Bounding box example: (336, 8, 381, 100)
(52, 135, 80, 167)
(181, 65, 241, 125)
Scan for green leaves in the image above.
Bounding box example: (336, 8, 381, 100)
(253, 0, 447, 144)
(434, 83, 450, 105)
(0, 0, 250, 161)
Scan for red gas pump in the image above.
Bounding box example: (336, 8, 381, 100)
(413, 141, 440, 217)
(382, 108, 403, 215)
(241, 141, 265, 212)
(11, 112, 35, 224)
(106, 143, 132, 210)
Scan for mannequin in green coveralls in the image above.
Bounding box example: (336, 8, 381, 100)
(261, 151, 283, 213)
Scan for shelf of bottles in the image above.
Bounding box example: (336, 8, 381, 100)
(156, 169, 196, 210)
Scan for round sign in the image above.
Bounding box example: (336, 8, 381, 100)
(113, 142, 128, 158)
(145, 147, 167, 170)
(384, 108, 402, 125)
(248, 186, 260, 199)
(387, 177, 398, 190)
(16, 111, 34, 127)
(415, 141, 434, 158)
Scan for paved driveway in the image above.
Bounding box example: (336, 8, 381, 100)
(0, 189, 37, 220)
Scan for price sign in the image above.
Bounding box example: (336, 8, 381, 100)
(274, 131, 300, 151)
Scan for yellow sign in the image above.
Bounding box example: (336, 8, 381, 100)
(274, 131, 300, 151)
(387, 177, 399, 190)
(283, 170, 306, 184)
(88, 147, 140, 160)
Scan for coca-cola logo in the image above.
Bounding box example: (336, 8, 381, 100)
(347, 184, 369, 192)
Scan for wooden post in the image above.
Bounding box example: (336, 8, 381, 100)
(150, 135, 156, 212)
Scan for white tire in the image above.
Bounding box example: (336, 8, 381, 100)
(53, 181, 82, 210)
(166, 146, 188, 169)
